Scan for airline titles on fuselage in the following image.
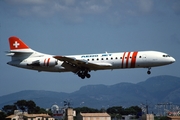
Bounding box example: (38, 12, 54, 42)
(81, 53, 112, 58)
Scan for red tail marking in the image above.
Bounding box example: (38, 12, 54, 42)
(131, 51, 138, 68)
(9, 36, 29, 50)
(126, 52, 131, 68)
(121, 52, 126, 68)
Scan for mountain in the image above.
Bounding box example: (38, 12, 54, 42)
(0, 75, 180, 110)
(137, 75, 180, 101)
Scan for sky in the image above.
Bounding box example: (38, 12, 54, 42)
(0, 0, 180, 97)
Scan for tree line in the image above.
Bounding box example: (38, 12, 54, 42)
(0, 100, 49, 120)
(0, 99, 142, 120)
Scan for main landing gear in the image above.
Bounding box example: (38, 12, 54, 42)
(147, 67, 151, 75)
(77, 70, 91, 79)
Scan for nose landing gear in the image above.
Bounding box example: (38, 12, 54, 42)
(147, 67, 151, 75)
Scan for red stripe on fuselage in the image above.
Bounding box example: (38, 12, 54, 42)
(47, 58, 50, 66)
(126, 52, 131, 68)
(44, 59, 46, 66)
(130, 51, 138, 68)
(121, 52, 126, 68)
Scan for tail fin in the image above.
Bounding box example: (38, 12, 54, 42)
(9, 36, 30, 50)
(7, 36, 36, 60)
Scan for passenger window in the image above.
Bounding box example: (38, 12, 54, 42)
(87, 59, 89, 61)
(97, 58, 99, 60)
(92, 59, 94, 61)
(116, 57, 118, 59)
(139, 56, 141, 58)
(111, 58, 113, 60)
(106, 58, 108, 60)
(120, 57, 122, 59)
(101, 58, 103, 60)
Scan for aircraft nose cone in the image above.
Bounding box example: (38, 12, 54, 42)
(171, 57, 176, 63)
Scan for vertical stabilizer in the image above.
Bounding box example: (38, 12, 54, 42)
(7, 36, 35, 60)
(9, 36, 31, 51)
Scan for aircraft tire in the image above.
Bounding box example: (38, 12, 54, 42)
(78, 72, 82, 77)
(86, 74, 91, 78)
(81, 75, 85, 79)
(147, 71, 151, 74)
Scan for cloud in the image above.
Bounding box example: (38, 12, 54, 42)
(6, 0, 48, 5)
(4, 0, 112, 22)
(3, 0, 179, 24)
(80, 1, 111, 14)
(6, 0, 111, 15)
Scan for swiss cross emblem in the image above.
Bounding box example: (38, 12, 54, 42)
(13, 41, 20, 48)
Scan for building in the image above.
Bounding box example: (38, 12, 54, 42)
(141, 114, 154, 120)
(51, 104, 65, 120)
(66, 108, 76, 120)
(77, 113, 111, 120)
(6, 114, 54, 120)
(6, 110, 54, 120)
(167, 116, 180, 120)
(23, 114, 54, 120)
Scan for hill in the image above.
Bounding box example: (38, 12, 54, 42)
(0, 75, 180, 109)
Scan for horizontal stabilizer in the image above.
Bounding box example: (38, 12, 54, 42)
(6, 52, 14, 56)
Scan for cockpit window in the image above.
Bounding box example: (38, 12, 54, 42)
(163, 55, 170, 57)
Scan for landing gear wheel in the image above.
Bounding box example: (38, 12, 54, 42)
(81, 75, 85, 79)
(147, 67, 151, 75)
(78, 73, 81, 77)
(86, 74, 91, 78)
(78, 71, 83, 77)
(147, 71, 151, 75)
(77, 69, 91, 79)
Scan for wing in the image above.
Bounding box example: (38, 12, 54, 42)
(53, 56, 112, 71)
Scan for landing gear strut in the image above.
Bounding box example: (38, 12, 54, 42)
(147, 67, 151, 75)
(77, 70, 91, 79)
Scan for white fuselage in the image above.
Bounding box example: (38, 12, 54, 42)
(7, 51, 175, 72)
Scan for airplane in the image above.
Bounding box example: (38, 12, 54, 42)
(6, 36, 175, 79)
